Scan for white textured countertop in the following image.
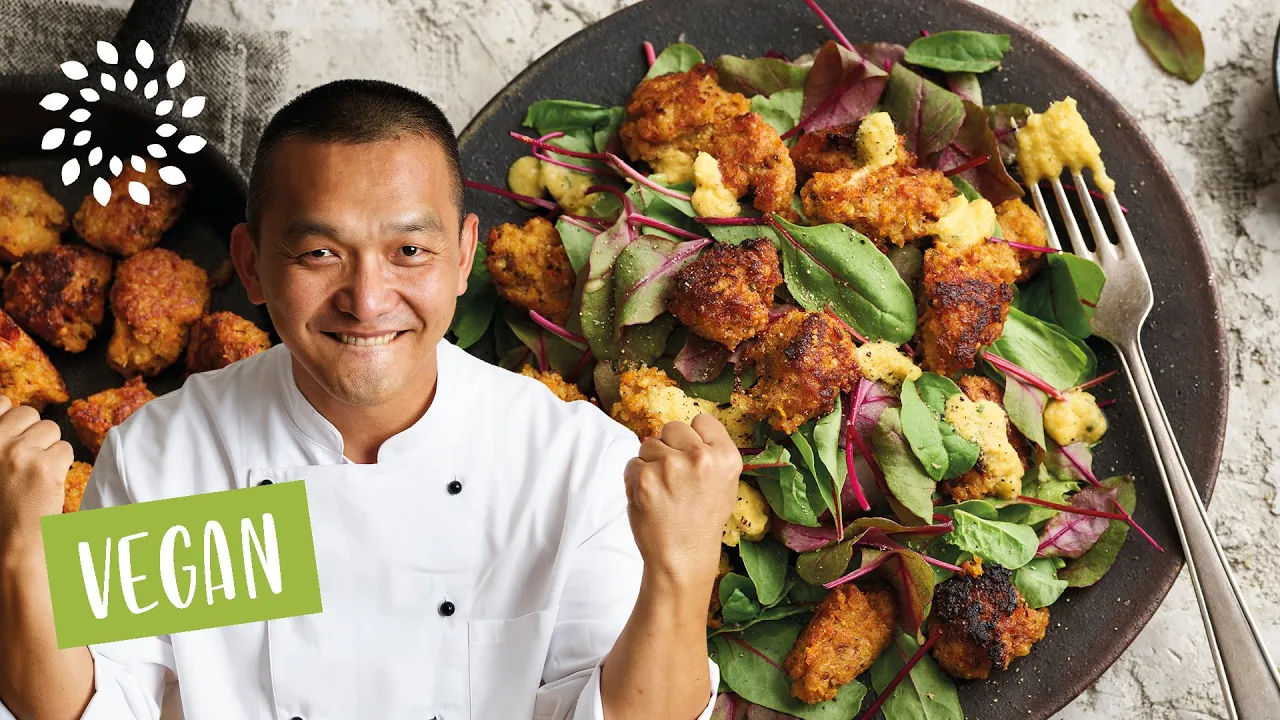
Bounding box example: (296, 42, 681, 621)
(80, 0, 1280, 716)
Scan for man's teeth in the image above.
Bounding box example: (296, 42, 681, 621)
(337, 332, 397, 346)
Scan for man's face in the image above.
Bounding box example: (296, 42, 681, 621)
(231, 135, 478, 408)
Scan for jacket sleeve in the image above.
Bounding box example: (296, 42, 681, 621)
(530, 433, 720, 720)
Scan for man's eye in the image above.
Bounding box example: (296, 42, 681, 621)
(304, 249, 333, 259)
(400, 246, 426, 257)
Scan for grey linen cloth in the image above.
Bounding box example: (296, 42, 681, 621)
(0, 0, 291, 176)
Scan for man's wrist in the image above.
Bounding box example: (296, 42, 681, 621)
(0, 530, 45, 578)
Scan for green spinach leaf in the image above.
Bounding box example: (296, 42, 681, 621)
(450, 243, 495, 349)
(555, 216, 596, 274)
(796, 538, 854, 587)
(751, 88, 805, 136)
(646, 43, 704, 79)
(900, 376, 979, 481)
(713, 55, 810, 96)
(904, 30, 1011, 73)
(719, 572, 762, 624)
(946, 509, 1038, 569)
(869, 633, 964, 720)
(747, 441, 821, 528)
(740, 536, 790, 607)
(987, 307, 1091, 390)
(1015, 557, 1068, 608)
(872, 408, 937, 526)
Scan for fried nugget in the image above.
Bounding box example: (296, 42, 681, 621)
(520, 365, 588, 403)
(918, 241, 1020, 376)
(702, 113, 797, 217)
(0, 309, 69, 410)
(784, 584, 897, 704)
(610, 365, 714, 440)
(732, 309, 859, 434)
(790, 123, 862, 178)
(929, 558, 1049, 679)
(186, 311, 271, 374)
(995, 198, 1051, 279)
(486, 216, 575, 325)
(801, 163, 957, 247)
(63, 461, 93, 513)
(0, 175, 67, 262)
(107, 248, 210, 377)
(67, 376, 156, 457)
(3, 245, 113, 353)
(619, 64, 750, 179)
(668, 238, 782, 351)
(73, 165, 189, 256)
(941, 376, 1031, 502)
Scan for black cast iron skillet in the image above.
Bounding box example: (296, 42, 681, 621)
(457, 0, 1230, 717)
(0, 0, 271, 462)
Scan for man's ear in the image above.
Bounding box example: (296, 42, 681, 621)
(230, 223, 266, 305)
(456, 212, 480, 297)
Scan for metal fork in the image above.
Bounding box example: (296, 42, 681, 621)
(1027, 173, 1280, 719)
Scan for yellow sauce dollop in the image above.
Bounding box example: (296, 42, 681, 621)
(1015, 97, 1115, 194)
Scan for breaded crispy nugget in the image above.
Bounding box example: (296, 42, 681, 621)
(801, 163, 958, 247)
(63, 461, 93, 513)
(3, 245, 113, 353)
(995, 198, 1051, 279)
(107, 248, 209, 377)
(918, 241, 1020, 376)
(619, 64, 750, 177)
(73, 165, 189, 256)
(784, 584, 897, 704)
(930, 558, 1049, 679)
(790, 123, 862, 178)
(67, 376, 156, 457)
(520, 365, 588, 403)
(668, 238, 782, 351)
(610, 365, 710, 440)
(732, 309, 859, 434)
(702, 113, 797, 217)
(485, 216, 575, 325)
(0, 309, 69, 410)
(941, 376, 1031, 502)
(0, 175, 67, 262)
(186, 311, 271, 374)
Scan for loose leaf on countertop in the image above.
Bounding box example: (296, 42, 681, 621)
(869, 632, 964, 720)
(799, 40, 889, 132)
(740, 536, 790, 607)
(674, 333, 731, 383)
(450, 242, 495, 349)
(751, 88, 805, 136)
(987, 103, 1032, 165)
(882, 63, 965, 161)
(719, 572, 762, 624)
(1061, 476, 1136, 587)
(711, 617, 868, 719)
(987, 307, 1092, 390)
(854, 42, 907, 72)
(904, 30, 1011, 73)
(646, 43, 704, 79)
(946, 72, 982, 106)
(555, 216, 596, 275)
(1039, 484, 1121, 559)
(1020, 253, 1107, 339)
(523, 100, 626, 153)
(935, 100, 1024, 204)
(947, 508, 1038, 569)
(713, 55, 811, 96)
(900, 375, 979, 481)
(579, 213, 635, 361)
(797, 536, 854, 586)
(746, 440, 822, 528)
(1002, 373, 1048, 449)
(1129, 0, 1205, 83)
(770, 216, 918, 344)
(613, 235, 709, 330)
(872, 408, 937, 526)
(861, 546, 936, 637)
(1014, 557, 1068, 609)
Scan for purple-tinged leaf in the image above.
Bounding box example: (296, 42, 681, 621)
(613, 235, 709, 331)
(853, 42, 907, 72)
(853, 379, 899, 443)
(1038, 485, 1119, 558)
(1002, 374, 1047, 448)
(674, 333, 731, 382)
(1049, 441, 1098, 484)
(1061, 476, 1137, 587)
(881, 63, 964, 162)
(946, 72, 982, 105)
(987, 103, 1031, 166)
(713, 55, 810, 97)
(776, 522, 840, 552)
(1130, 0, 1205, 83)
(579, 212, 636, 361)
(862, 547, 936, 638)
(745, 704, 798, 720)
(711, 693, 747, 720)
(798, 41, 889, 133)
(934, 100, 1023, 204)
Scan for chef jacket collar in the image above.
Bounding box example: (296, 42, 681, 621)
(272, 338, 463, 466)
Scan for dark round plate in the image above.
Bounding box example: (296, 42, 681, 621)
(457, 0, 1229, 717)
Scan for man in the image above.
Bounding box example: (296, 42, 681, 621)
(0, 80, 740, 719)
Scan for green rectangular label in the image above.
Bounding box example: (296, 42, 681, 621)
(41, 481, 322, 648)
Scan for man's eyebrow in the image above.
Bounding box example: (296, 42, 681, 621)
(383, 213, 445, 235)
(280, 218, 341, 245)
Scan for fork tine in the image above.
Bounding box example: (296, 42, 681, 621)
(1103, 190, 1142, 259)
(1026, 181, 1062, 251)
(1049, 177, 1095, 261)
(1070, 170, 1117, 261)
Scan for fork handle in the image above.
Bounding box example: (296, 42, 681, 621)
(1117, 339, 1280, 719)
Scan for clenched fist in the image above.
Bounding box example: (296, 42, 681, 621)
(0, 396, 74, 553)
(623, 414, 742, 591)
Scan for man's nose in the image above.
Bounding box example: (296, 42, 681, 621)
(335, 256, 397, 321)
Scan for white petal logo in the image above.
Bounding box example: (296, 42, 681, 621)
(38, 40, 207, 206)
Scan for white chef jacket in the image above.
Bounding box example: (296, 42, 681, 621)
(12, 339, 718, 720)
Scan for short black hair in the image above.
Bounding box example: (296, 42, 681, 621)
(246, 79, 463, 235)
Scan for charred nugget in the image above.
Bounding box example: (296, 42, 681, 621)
(732, 309, 860, 434)
(790, 123, 863, 178)
(3, 244, 113, 353)
(107, 248, 210, 376)
(918, 240, 1020, 376)
(0, 309, 69, 410)
(73, 165, 189, 256)
(0, 175, 67, 262)
(667, 238, 782, 351)
(67, 376, 155, 457)
(186, 311, 271, 374)
(701, 112, 797, 217)
(485, 216, 575, 325)
(930, 558, 1049, 679)
(784, 584, 897, 704)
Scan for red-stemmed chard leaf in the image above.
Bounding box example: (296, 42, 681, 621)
(776, 522, 841, 552)
(987, 103, 1031, 165)
(946, 72, 982, 105)
(1056, 442, 1165, 552)
(881, 63, 964, 162)
(673, 333, 731, 383)
(579, 211, 636, 362)
(853, 42, 907, 72)
(613, 236, 709, 333)
(794, 41, 889, 135)
(853, 379, 900, 444)
(1037, 485, 1120, 558)
(1130, 0, 1205, 83)
(934, 101, 1023, 205)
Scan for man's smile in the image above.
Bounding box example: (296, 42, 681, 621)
(323, 330, 407, 347)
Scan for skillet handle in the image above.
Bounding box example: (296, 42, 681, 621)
(112, 0, 195, 65)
